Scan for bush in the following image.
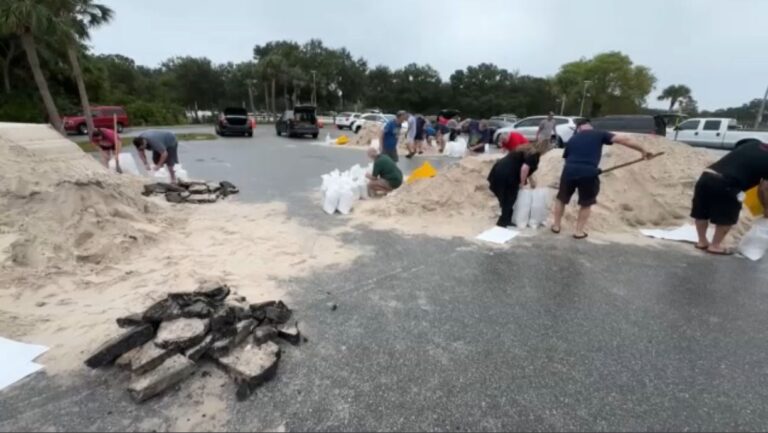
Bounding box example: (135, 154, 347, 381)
(0, 93, 46, 123)
(126, 101, 186, 126)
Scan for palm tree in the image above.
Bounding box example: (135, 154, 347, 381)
(57, 0, 113, 136)
(657, 84, 692, 112)
(0, 0, 63, 130)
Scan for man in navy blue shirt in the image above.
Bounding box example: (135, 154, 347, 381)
(552, 119, 651, 239)
(380, 111, 407, 162)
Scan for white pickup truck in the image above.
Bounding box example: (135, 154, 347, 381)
(672, 117, 768, 150)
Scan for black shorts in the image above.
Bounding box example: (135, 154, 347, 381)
(557, 174, 600, 207)
(152, 146, 179, 167)
(690, 172, 742, 226)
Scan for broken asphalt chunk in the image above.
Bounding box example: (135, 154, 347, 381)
(154, 318, 209, 351)
(181, 301, 215, 319)
(217, 342, 280, 401)
(264, 301, 292, 325)
(127, 355, 196, 403)
(194, 282, 231, 303)
(85, 324, 154, 369)
(277, 322, 301, 346)
(252, 326, 277, 346)
(131, 341, 174, 375)
(116, 313, 145, 329)
(142, 298, 183, 324)
(185, 334, 214, 361)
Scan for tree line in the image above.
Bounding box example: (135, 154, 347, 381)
(2, 3, 765, 129)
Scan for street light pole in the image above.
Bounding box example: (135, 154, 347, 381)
(579, 80, 592, 117)
(755, 85, 768, 129)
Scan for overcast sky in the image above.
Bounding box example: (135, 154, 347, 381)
(91, 0, 768, 110)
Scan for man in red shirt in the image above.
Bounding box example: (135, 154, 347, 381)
(502, 131, 529, 152)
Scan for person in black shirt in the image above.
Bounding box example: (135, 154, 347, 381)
(487, 145, 541, 227)
(691, 139, 768, 255)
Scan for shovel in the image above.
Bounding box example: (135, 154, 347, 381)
(600, 152, 665, 175)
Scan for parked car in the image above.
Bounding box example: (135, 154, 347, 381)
(590, 115, 667, 136)
(275, 105, 320, 138)
(63, 106, 129, 135)
(671, 117, 768, 149)
(351, 113, 395, 133)
(490, 115, 518, 124)
(493, 115, 584, 147)
(215, 107, 253, 137)
(335, 112, 361, 130)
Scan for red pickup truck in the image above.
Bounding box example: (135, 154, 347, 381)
(63, 106, 130, 135)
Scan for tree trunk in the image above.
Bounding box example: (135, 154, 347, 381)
(283, 81, 289, 110)
(20, 32, 62, 131)
(2, 55, 11, 93)
(67, 43, 95, 136)
(271, 79, 276, 114)
(264, 83, 269, 112)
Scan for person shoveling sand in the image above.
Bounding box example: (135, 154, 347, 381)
(356, 133, 754, 241)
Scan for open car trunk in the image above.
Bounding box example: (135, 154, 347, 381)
(292, 106, 317, 127)
(223, 107, 249, 126)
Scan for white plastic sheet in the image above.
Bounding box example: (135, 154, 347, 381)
(476, 226, 520, 244)
(107, 153, 141, 176)
(513, 189, 534, 228)
(153, 164, 189, 182)
(640, 225, 704, 243)
(0, 337, 48, 391)
(739, 219, 768, 261)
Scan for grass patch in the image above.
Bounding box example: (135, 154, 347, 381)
(74, 132, 218, 152)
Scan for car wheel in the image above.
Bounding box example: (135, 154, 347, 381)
(276, 128, 281, 136)
(246, 131, 253, 137)
(557, 137, 564, 148)
(78, 124, 88, 135)
(312, 133, 319, 139)
(116, 123, 124, 133)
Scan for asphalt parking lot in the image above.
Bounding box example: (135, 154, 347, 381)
(2, 127, 766, 432)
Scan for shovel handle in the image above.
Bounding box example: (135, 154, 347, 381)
(600, 152, 665, 175)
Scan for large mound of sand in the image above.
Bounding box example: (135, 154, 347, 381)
(356, 135, 752, 238)
(0, 123, 162, 268)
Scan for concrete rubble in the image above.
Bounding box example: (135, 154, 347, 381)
(142, 180, 239, 204)
(84, 281, 300, 403)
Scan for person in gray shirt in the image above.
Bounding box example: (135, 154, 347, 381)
(536, 111, 557, 151)
(133, 130, 180, 183)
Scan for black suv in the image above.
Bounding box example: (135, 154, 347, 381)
(590, 115, 667, 136)
(276, 105, 319, 138)
(215, 107, 253, 137)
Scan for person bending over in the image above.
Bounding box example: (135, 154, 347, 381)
(487, 144, 541, 228)
(366, 147, 403, 197)
(133, 130, 180, 183)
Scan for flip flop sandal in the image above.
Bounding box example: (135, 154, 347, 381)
(573, 233, 589, 240)
(706, 248, 734, 256)
(551, 227, 561, 234)
(694, 244, 709, 251)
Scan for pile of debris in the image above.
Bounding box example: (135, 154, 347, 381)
(84, 282, 301, 402)
(142, 180, 240, 204)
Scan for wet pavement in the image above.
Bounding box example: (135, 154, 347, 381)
(2, 128, 767, 432)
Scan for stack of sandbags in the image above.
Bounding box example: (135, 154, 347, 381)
(321, 163, 373, 215)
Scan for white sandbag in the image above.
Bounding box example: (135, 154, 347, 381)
(358, 178, 369, 200)
(323, 186, 341, 215)
(443, 138, 467, 157)
(739, 219, 768, 261)
(321, 174, 332, 192)
(107, 153, 141, 176)
(513, 188, 533, 228)
(337, 188, 355, 215)
(371, 139, 380, 150)
(153, 164, 189, 182)
(528, 188, 550, 228)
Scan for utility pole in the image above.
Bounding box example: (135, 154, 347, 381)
(311, 70, 317, 106)
(560, 95, 567, 115)
(755, 85, 768, 129)
(579, 80, 592, 117)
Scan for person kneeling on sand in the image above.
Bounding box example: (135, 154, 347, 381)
(366, 147, 403, 197)
(551, 119, 652, 239)
(133, 130, 180, 183)
(691, 139, 768, 255)
(487, 144, 541, 228)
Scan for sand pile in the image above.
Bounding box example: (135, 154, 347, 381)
(0, 123, 163, 268)
(356, 135, 752, 238)
(350, 122, 382, 147)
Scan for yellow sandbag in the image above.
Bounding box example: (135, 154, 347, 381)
(406, 161, 438, 184)
(336, 135, 349, 145)
(744, 186, 764, 217)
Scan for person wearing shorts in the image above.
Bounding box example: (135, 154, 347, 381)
(414, 115, 427, 154)
(405, 114, 418, 159)
(91, 127, 122, 173)
(380, 111, 407, 162)
(133, 130, 181, 183)
(691, 140, 768, 255)
(552, 119, 651, 239)
(366, 147, 403, 196)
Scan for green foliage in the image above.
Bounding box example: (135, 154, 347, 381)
(658, 84, 692, 111)
(125, 101, 185, 126)
(554, 51, 657, 117)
